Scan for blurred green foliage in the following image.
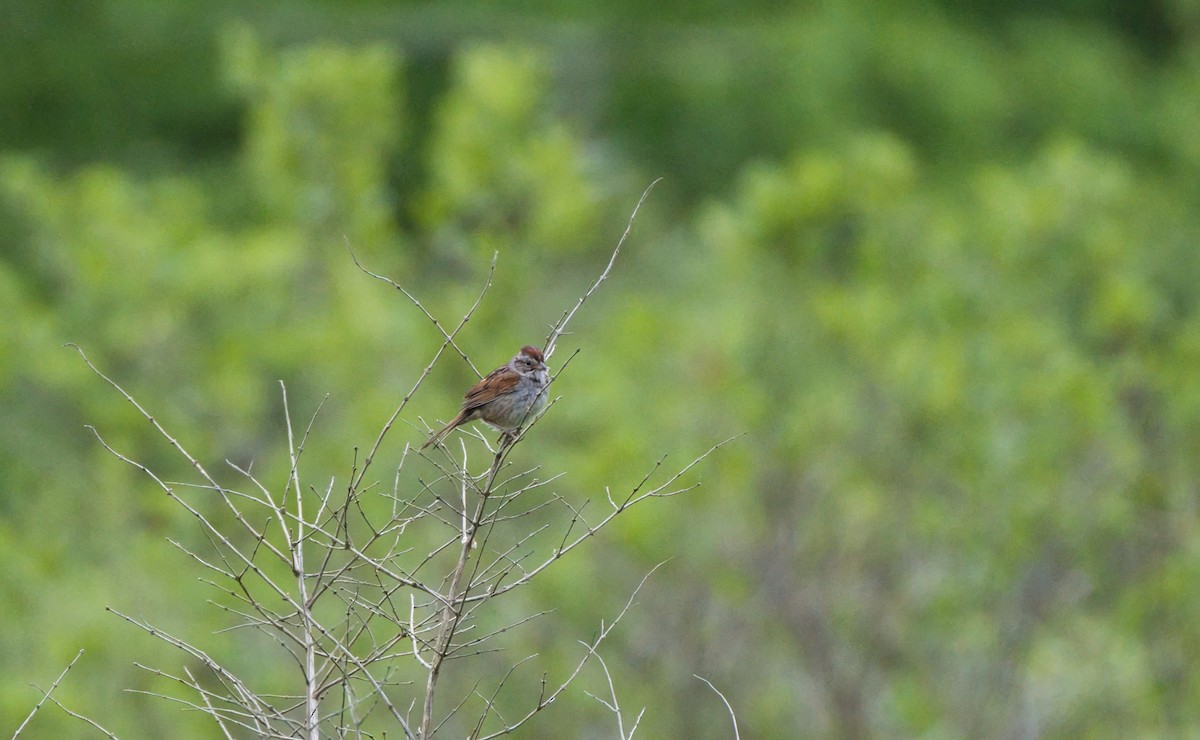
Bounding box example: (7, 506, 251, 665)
(3, 0, 1200, 737)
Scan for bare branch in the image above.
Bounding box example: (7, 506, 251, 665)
(108, 608, 280, 721)
(694, 675, 740, 740)
(186, 666, 237, 740)
(348, 240, 485, 379)
(66, 344, 217, 486)
(464, 437, 738, 605)
(477, 562, 666, 739)
(43, 696, 119, 740)
(350, 253, 496, 494)
(82, 424, 297, 599)
(469, 654, 539, 740)
(581, 645, 636, 738)
(12, 649, 85, 739)
(543, 177, 661, 360)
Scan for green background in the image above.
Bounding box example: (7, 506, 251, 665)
(3, 0, 1200, 736)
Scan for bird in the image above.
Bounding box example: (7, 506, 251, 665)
(422, 345, 549, 449)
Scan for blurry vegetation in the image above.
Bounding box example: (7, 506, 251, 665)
(3, 0, 1200, 737)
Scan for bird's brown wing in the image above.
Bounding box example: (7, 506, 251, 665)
(461, 366, 519, 413)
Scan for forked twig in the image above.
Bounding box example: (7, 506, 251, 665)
(12, 649, 85, 739)
(581, 645, 644, 739)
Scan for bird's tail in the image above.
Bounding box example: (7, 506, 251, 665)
(421, 412, 466, 450)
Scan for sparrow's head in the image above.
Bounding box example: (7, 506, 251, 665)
(515, 345, 547, 373)
(520, 345, 544, 363)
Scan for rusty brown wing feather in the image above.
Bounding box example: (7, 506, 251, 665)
(461, 365, 520, 414)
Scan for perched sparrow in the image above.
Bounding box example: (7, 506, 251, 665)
(422, 345, 549, 449)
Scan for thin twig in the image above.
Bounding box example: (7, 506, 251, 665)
(348, 241, 484, 378)
(12, 649, 85, 739)
(185, 666, 237, 740)
(463, 436, 739, 605)
(694, 675, 740, 740)
(469, 654, 539, 739)
(581, 646, 636, 739)
(476, 562, 666, 739)
(543, 177, 661, 360)
(44, 696, 119, 740)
